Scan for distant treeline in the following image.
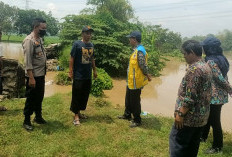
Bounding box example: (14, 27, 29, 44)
(0, 1, 59, 39)
(183, 30, 232, 51)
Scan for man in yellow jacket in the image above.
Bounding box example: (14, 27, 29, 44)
(118, 31, 151, 128)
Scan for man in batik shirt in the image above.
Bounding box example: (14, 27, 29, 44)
(169, 40, 212, 157)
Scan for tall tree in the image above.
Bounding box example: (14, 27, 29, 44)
(0, 2, 18, 40)
(15, 9, 59, 36)
(87, 0, 134, 22)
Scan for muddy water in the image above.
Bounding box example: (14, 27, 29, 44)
(44, 71, 72, 97)
(3, 42, 232, 131)
(104, 59, 186, 118)
(105, 55, 232, 132)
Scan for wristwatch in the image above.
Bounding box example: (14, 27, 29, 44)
(177, 111, 185, 117)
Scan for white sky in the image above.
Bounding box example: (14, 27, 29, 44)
(1, 0, 232, 37)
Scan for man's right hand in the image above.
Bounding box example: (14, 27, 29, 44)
(29, 77, 36, 88)
(147, 74, 152, 81)
(69, 71, 73, 79)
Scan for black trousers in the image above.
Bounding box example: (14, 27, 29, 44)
(124, 86, 141, 123)
(24, 76, 45, 119)
(169, 125, 203, 157)
(70, 79, 91, 114)
(0, 76, 2, 94)
(201, 104, 223, 149)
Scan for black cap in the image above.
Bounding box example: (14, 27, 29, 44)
(126, 31, 141, 43)
(82, 26, 94, 33)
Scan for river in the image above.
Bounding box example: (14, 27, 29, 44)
(2, 42, 232, 132)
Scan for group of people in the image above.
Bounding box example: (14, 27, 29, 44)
(21, 18, 152, 131)
(169, 38, 232, 156)
(0, 17, 231, 156)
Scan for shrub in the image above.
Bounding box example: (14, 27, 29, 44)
(59, 45, 72, 70)
(55, 68, 113, 97)
(97, 68, 113, 90)
(148, 51, 165, 77)
(90, 68, 113, 97)
(55, 71, 72, 85)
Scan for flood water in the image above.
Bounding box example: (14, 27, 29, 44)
(2, 42, 232, 132)
(0, 42, 24, 61)
(104, 54, 232, 132)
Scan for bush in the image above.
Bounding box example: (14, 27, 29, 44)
(148, 51, 165, 77)
(55, 68, 113, 97)
(97, 68, 113, 90)
(59, 45, 72, 70)
(90, 68, 113, 97)
(55, 71, 72, 85)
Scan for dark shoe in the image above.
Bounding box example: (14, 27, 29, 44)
(118, 115, 131, 120)
(34, 117, 47, 124)
(205, 148, 222, 154)
(23, 122, 34, 131)
(129, 121, 141, 128)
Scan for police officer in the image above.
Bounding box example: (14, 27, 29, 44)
(22, 18, 47, 131)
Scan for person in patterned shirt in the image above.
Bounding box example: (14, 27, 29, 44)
(169, 40, 212, 157)
(200, 36, 232, 154)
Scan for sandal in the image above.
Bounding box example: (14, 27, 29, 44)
(73, 119, 80, 126)
(78, 113, 88, 119)
(0, 106, 7, 111)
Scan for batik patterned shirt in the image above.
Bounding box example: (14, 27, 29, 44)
(175, 59, 212, 127)
(207, 60, 232, 105)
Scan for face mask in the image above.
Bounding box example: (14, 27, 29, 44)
(39, 29, 46, 37)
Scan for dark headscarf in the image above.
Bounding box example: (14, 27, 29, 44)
(201, 37, 229, 77)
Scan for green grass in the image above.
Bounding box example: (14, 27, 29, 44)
(1, 34, 60, 45)
(1, 93, 232, 157)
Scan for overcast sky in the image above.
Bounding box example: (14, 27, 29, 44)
(1, 0, 232, 37)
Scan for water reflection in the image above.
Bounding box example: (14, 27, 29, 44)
(0, 42, 23, 61)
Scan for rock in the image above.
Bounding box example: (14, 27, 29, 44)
(1, 58, 25, 98)
(45, 43, 61, 59)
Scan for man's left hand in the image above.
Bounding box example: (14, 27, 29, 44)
(93, 71, 97, 79)
(174, 113, 184, 129)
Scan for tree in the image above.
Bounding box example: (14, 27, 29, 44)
(217, 29, 232, 51)
(0, 2, 18, 40)
(60, 13, 132, 76)
(86, 0, 134, 22)
(15, 9, 59, 35)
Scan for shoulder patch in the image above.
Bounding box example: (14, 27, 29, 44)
(137, 45, 146, 55)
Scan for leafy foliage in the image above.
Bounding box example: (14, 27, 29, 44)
(58, 45, 72, 69)
(0, 1, 59, 38)
(55, 68, 113, 97)
(91, 68, 113, 97)
(15, 10, 59, 35)
(55, 71, 72, 85)
(96, 68, 113, 90)
(60, 13, 132, 76)
(87, 0, 134, 22)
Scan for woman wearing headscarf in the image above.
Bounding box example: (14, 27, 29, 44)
(201, 36, 232, 154)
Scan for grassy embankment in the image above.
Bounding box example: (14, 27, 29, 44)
(1, 93, 232, 157)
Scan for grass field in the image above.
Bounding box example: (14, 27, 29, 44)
(1, 93, 232, 157)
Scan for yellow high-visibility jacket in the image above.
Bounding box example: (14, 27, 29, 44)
(127, 45, 148, 89)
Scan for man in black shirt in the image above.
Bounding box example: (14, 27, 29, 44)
(69, 26, 97, 125)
